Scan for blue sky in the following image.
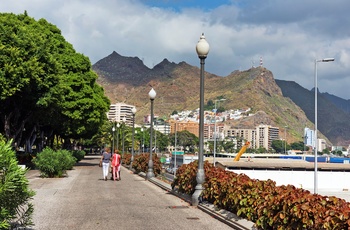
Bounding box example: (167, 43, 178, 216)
(1, 0, 349, 99)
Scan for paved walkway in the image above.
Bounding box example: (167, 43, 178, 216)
(26, 155, 240, 230)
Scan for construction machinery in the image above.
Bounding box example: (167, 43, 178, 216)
(233, 141, 250, 161)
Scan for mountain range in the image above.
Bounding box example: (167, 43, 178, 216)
(93, 51, 350, 146)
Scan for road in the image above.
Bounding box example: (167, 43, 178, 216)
(26, 155, 237, 230)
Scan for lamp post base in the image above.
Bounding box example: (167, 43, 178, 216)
(146, 159, 155, 179)
(191, 186, 203, 206)
(129, 156, 134, 170)
(146, 170, 154, 179)
(191, 168, 205, 206)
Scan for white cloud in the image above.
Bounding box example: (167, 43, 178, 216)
(0, 0, 349, 99)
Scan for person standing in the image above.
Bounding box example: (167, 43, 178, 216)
(100, 147, 111, 181)
(111, 149, 121, 181)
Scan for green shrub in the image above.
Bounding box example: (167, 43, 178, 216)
(129, 153, 162, 176)
(171, 160, 200, 194)
(32, 148, 76, 177)
(57, 149, 76, 170)
(71, 150, 85, 162)
(172, 161, 350, 229)
(123, 153, 131, 166)
(0, 140, 35, 229)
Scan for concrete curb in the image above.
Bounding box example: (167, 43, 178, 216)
(198, 203, 256, 230)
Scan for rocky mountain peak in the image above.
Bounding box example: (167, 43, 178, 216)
(93, 51, 150, 84)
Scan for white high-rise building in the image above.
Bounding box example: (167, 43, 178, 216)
(304, 127, 314, 148)
(107, 103, 136, 126)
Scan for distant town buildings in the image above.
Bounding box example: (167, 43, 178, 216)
(168, 107, 279, 151)
(107, 103, 330, 152)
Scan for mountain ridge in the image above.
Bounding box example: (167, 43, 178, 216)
(93, 51, 350, 146)
(276, 80, 350, 146)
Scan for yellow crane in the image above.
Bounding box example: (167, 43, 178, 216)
(233, 141, 250, 161)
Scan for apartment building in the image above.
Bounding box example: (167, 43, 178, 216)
(168, 120, 199, 137)
(107, 103, 136, 126)
(205, 123, 226, 140)
(227, 128, 256, 148)
(256, 125, 279, 150)
(225, 124, 279, 150)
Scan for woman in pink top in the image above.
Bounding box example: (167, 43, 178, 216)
(111, 149, 121, 181)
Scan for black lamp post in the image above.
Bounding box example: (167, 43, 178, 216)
(192, 33, 209, 206)
(141, 127, 145, 153)
(130, 107, 137, 170)
(112, 125, 115, 154)
(122, 117, 126, 157)
(146, 88, 156, 179)
(116, 123, 120, 150)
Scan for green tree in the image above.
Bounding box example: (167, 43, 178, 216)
(257, 147, 267, 153)
(204, 99, 214, 111)
(207, 141, 214, 154)
(290, 141, 305, 151)
(120, 124, 132, 154)
(223, 140, 235, 153)
(0, 12, 109, 151)
(215, 140, 226, 153)
(204, 97, 226, 111)
(153, 130, 169, 152)
(90, 120, 113, 150)
(216, 106, 225, 113)
(335, 150, 343, 156)
(271, 140, 283, 153)
(169, 130, 198, 153)
(271, 140, 291, 153)
(0, 140, 35, 229)
(322, 148, 330, 155)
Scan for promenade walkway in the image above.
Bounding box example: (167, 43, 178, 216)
(26, 155, 243, 230)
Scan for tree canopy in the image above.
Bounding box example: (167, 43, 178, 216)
(0, 12, 110, 151)
(169, 130, 199, 153)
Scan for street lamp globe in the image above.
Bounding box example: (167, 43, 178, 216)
(149, 88, 156, 99)
(131, 107, 137, 114)
(196, 33, 210, 58)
